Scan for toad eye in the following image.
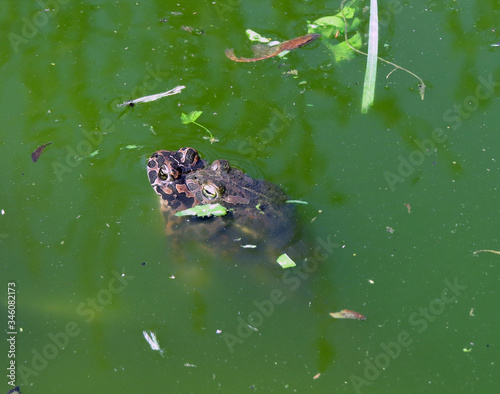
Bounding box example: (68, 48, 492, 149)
(158, 164, 179, 181)
(202, 182, 224, 200)
(158, 165, 169, 180)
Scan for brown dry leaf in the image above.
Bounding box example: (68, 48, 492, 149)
(31, 141, 52, 162)
(225, 33, 320, 62)
(329, 309, 366, 320)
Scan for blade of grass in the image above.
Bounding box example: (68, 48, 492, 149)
(340, 0, 425, 100)
(361, 0, 378, 113)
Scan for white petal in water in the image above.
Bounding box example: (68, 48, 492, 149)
(241, 244, 257, 249)
(143, 330, 165, 356)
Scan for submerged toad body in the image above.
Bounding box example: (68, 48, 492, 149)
(147, 148, 295, 253)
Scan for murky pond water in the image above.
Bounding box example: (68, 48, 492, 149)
(2, 1, 500, 393)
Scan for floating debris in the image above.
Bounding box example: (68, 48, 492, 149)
(286, 200, 309, 205)
(473, 249, 500, 255)
(175, 203, 228, 218)
(277, 253, 296, 268)
(75, 149, 99, 162)
(31, 141, 52, 162)
(246, 29, 273, 43)
(143, 330, 165, 356)
(386, 226, 394, 234)
(404, 203, 411, 213)
(225, 33, 320, 62)
(469, 308, 475, 317)
(313, 373, 321, 380)
(120, 145, 142, 150)
(329, 309, 366, 320)
(117, 85, 185, 107)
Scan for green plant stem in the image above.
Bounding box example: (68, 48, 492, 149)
(340, 0, 425, 100)
(361, 0, 378, 113)
(193, 121, 214, 139)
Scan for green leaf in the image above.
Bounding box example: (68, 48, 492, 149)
(175, 203, 228, 218)
(181, 110, 203, 125)
(276, 253, 296, 269)
(313, 15, 345, 31)
(309, 7, 358, 37)
(323, 33, 362, 62)
(245, 29, 271, 43)
(308, 5, 363, 63)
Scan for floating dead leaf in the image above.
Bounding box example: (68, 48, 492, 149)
(330, 309, 366, 320)
(404, 203, 411, 213)
(225, 33, 320, 62)
(473, 249, 500, 255)
(31, 141, 52, 162)
(313, 373, 321, 380)
(469, 308, 475, 317)
(386, 226, 394, 234)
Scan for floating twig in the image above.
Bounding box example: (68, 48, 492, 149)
(473, 249, 500, 255)
(117, 85, 185, 107)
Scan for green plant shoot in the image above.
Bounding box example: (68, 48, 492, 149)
(181, 111, 219, 143)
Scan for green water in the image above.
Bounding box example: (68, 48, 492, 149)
(2, 1, 500, 393)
